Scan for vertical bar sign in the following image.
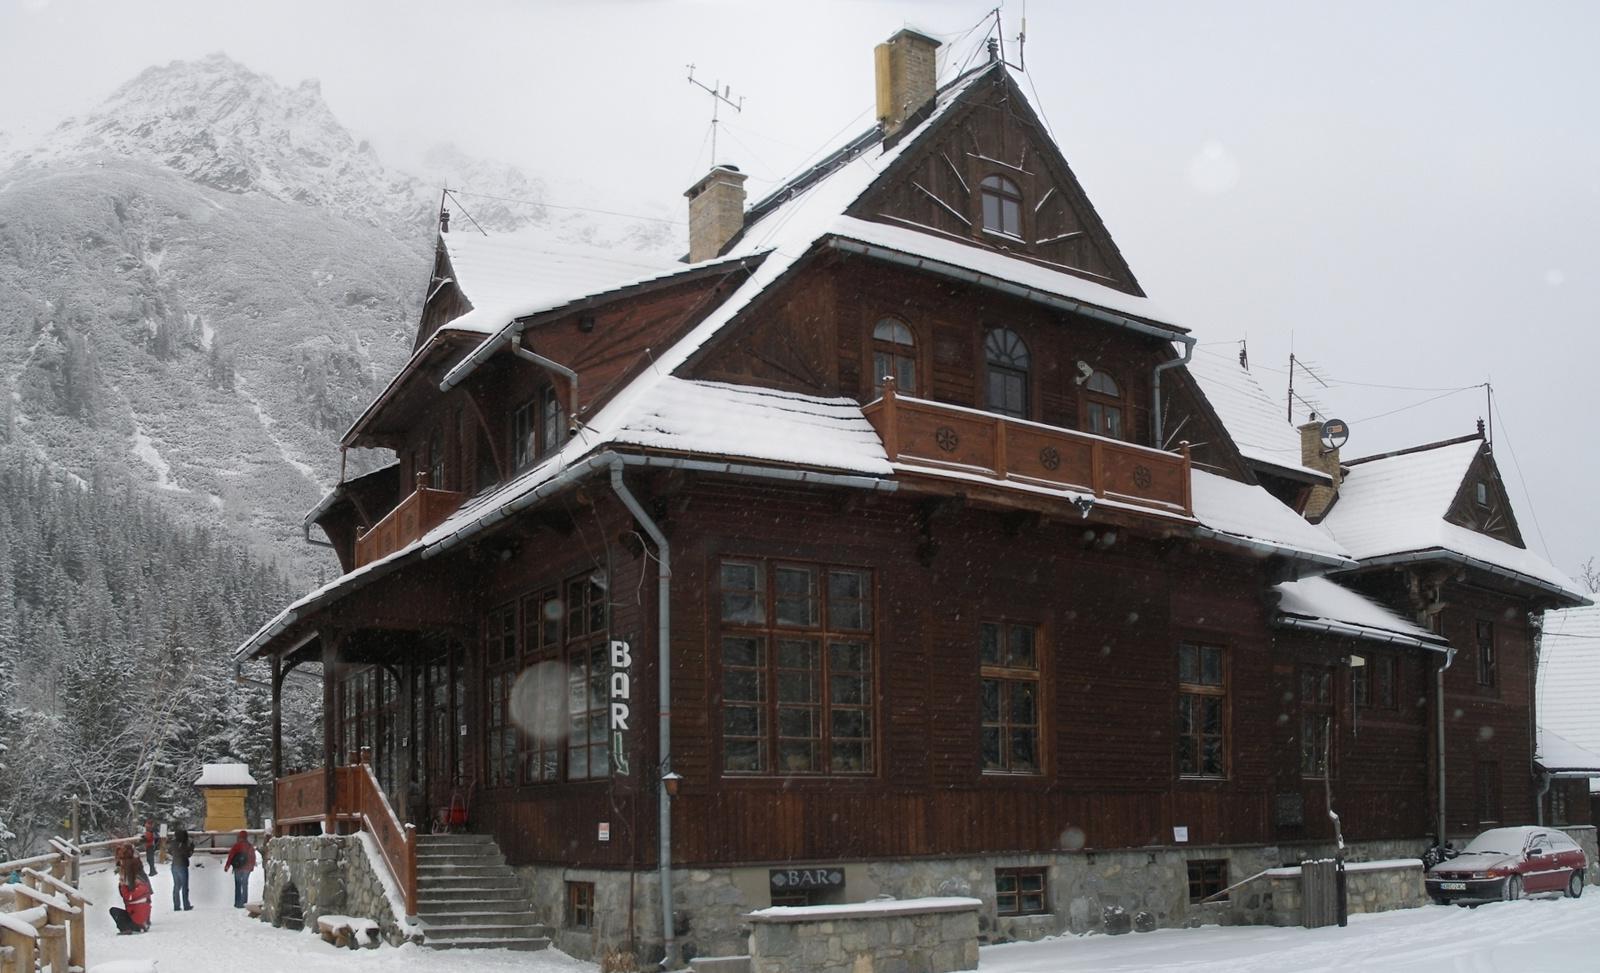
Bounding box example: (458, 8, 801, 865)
(610, 639, 632, 775)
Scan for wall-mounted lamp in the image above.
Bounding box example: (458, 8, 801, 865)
(1073, 496, 1096, 519)
(662, 772, 683, 797)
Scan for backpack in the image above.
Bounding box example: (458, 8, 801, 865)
(229, 848, 249, 869)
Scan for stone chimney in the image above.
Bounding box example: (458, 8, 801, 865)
(684, 164, 747, 263)
(1299, 420, 1343, 520)
(875, 29, 941, 136)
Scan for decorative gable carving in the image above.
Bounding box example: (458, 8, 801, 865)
(850, 68, 1143, 296)
(690, 272, 837, 394)
(1446, 447, 1524, 547)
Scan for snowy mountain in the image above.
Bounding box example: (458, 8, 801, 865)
(0, 54, 684, 584)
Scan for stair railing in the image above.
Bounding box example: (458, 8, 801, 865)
(350, 749, 418, 919)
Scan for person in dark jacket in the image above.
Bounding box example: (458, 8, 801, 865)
(140, 820, 158, 876)
(168, 826, 194, 910)
(110, 860, 152, 934)
(223, 830, 254, 908)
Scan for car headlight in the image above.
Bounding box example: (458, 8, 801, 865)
(1472, 871, 1489, 879)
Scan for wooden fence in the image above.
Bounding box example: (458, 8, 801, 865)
(0, 846, 89, 973)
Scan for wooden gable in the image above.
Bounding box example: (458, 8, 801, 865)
(850, 65, 1144, 297)
(1445, 444, 1524, 547)
(414, 241, 471, 351)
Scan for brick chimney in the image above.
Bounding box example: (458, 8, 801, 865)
(684, 164, 747, 263)
(1299, 420, 1343, 520)
(875, 29, 941, 137)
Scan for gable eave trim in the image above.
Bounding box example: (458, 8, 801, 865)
(1339, 549, 1593, 606)
(826, 236, 1187, 341)
(1271, 613, 1450, 652)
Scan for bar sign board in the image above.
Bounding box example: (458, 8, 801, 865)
(770, 868, 844, 891)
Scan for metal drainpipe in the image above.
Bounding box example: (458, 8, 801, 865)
(1437, 646, 1456, 844)
(605, 459, 678, 970)
(439, 322, 579, 428)
(1151, 335, 1196, 449)
(1536, 772, 1552, 826)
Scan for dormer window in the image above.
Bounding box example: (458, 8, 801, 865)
(984, 328, 1031, 419)
(1084, 370, 1124, 440)
(980, 175, 1023, 238)
(515, 386, 566, 471)
(872, 319, 917, 395)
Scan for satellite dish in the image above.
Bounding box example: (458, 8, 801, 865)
(1319, 419, 1350, 451)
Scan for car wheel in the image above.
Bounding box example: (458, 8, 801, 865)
(1568, 871, 1585, 899)
(1503, 875, 1523, 901)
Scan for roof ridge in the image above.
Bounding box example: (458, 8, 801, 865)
(1345, 431, 1484, 466)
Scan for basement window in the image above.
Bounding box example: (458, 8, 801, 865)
(567, 881, 595, 930)
(995, 868, 1048, 916)
(1187, 860, 1228, 903)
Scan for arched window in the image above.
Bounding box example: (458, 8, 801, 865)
(871, 319, 917, 395)
(984, 328, 1030, 419)
(980, 175, 1023, 238)
(1084, 369, 1123, 439)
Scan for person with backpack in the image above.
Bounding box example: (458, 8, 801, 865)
(223, 830, 254, 908)
(168, 826, 194, 910)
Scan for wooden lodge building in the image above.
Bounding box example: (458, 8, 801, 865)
(239, 31, 1590, 960)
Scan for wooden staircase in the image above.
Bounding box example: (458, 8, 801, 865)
(413, 834, 550, 950)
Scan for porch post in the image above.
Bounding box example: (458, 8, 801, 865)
(322, 630, 338, 834)
(271, 653, 283, 780)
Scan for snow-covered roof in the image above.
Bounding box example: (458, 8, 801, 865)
(1537, 728, 1600, 779)
(1538, 605, 1600, 789)
(1184, 349, 1329, 483)
(439, 231, 687, 335)
(1190, 471, 1353, 566)
(1273, 575, 1445, 649)
(1319, 440, 1586, 602)
(195, 763, 257, 787)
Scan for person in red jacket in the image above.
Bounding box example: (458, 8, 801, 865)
(223, 830, 255, 909)
(110, 860, 152, 934)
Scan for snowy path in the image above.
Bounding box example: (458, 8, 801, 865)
(80, 859, 593, 973)
(79, 859, 1600, 973)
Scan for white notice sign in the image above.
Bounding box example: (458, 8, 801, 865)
(1173, 826, 1189, 843)
(598, 822, 611, 842)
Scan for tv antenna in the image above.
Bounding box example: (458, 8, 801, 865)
(687, 65, 743, 166)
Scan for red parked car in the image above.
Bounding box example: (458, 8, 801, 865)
(1426, 826, 1589, 905)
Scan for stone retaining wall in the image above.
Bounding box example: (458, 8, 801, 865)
(1231, 859, 1428, 926)
(747, 897, 979, 973)
(261, 836, 413, 947)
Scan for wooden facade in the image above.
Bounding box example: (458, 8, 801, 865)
(243, 45, 1587, 955)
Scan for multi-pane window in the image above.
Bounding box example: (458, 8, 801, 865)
(1353, 653, 1396, 710)
(1178, 643, 1226, 777)
(719, 559, 875, 775)
(338, 665, 402, 801)
(1187, 860, 1228, 903)
(567, 881, 595, 930)
(428, 427, 445, 488)
(980, 175, 1022, 237)
(513, 399, 539, 470)
(1476, 761, 1500, 824)
(1300, 666, 1334, 778)
(980, 622, 1040, 774)
(995, 869, 1048, 916)
(484, 604, 519, 788)
(541, 386, 563, 456)
(519, 589, 562, 783)
(1476, 620, 1496, 687)
(984, 328, 1031, 419)
(872, 319, 917, 395)
(1084, 370, 1123, 440)
(566, 576, 610, 779)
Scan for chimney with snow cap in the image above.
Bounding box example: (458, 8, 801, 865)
(684, 164, 747, 263)
(875, 29, 941, 137)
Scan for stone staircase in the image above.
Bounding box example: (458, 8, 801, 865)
(414, 833, 551, 950)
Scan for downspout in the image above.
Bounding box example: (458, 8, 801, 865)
(604, 458, 678, 970)
(440, 321, 580, 431)
(1536, 771, 1552, 826)
(1151, 335, 1196, 449)
(1437, 645, 1456, 843)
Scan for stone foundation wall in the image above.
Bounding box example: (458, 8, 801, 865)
(748, 898, 979, 973)
(261, 836, 412, 946)
(1231, 860, 1428, 926)
(1560, 826, 1599, 885)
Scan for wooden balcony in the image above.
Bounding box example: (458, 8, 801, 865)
(862, 380, 1192, 517)
(354, 473, 465, 568)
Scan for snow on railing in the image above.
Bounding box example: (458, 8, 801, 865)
(0, 846, 91, 973)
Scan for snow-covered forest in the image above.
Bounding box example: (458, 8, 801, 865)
(0, 445, 319, 857)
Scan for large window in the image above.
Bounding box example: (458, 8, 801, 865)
(1476, 620, 1496, 687)
(980, 175, 1022, 238)
(518, 589, 563, 783)
(1178, 643, 1226, 777)
(980, 621, 1040, 774)
(484, 603, 519, 788)
(513, 386, 563, 471)
(871, 319, 917, 396)
(1300, 665, 1334, 778)
(1083, 370, 1123, 440)
(566, 575, 610, 780)
(1353, 653, 1396, 710)
(719, 559, 875, 775)
(984, 328, 1031, 419)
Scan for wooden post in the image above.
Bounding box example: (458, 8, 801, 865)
(0, 923, 34, 973)
(880, 376, 899, 462)
(1179, 441, 1193, 515)
(321, 632, 338, 834)
(271, 655, 283, 780)
(359, 745, 372, 768)
(403, 823, 418, 919)
(1090, 440, 1105, 498)
(37, 925, 64, 973)
(993, 417, 1008, 479)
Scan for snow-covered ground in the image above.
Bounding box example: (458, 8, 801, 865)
(81, 859, 1600, 973)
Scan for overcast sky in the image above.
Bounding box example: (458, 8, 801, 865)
(3, 0, 1597, 580)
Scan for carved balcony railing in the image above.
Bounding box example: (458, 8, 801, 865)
(273, 751, 418, 918)
(353, 472, 465, 568)
(862, 379, 1192, 517)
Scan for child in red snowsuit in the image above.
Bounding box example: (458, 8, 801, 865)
(110, 861, 152, 934)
